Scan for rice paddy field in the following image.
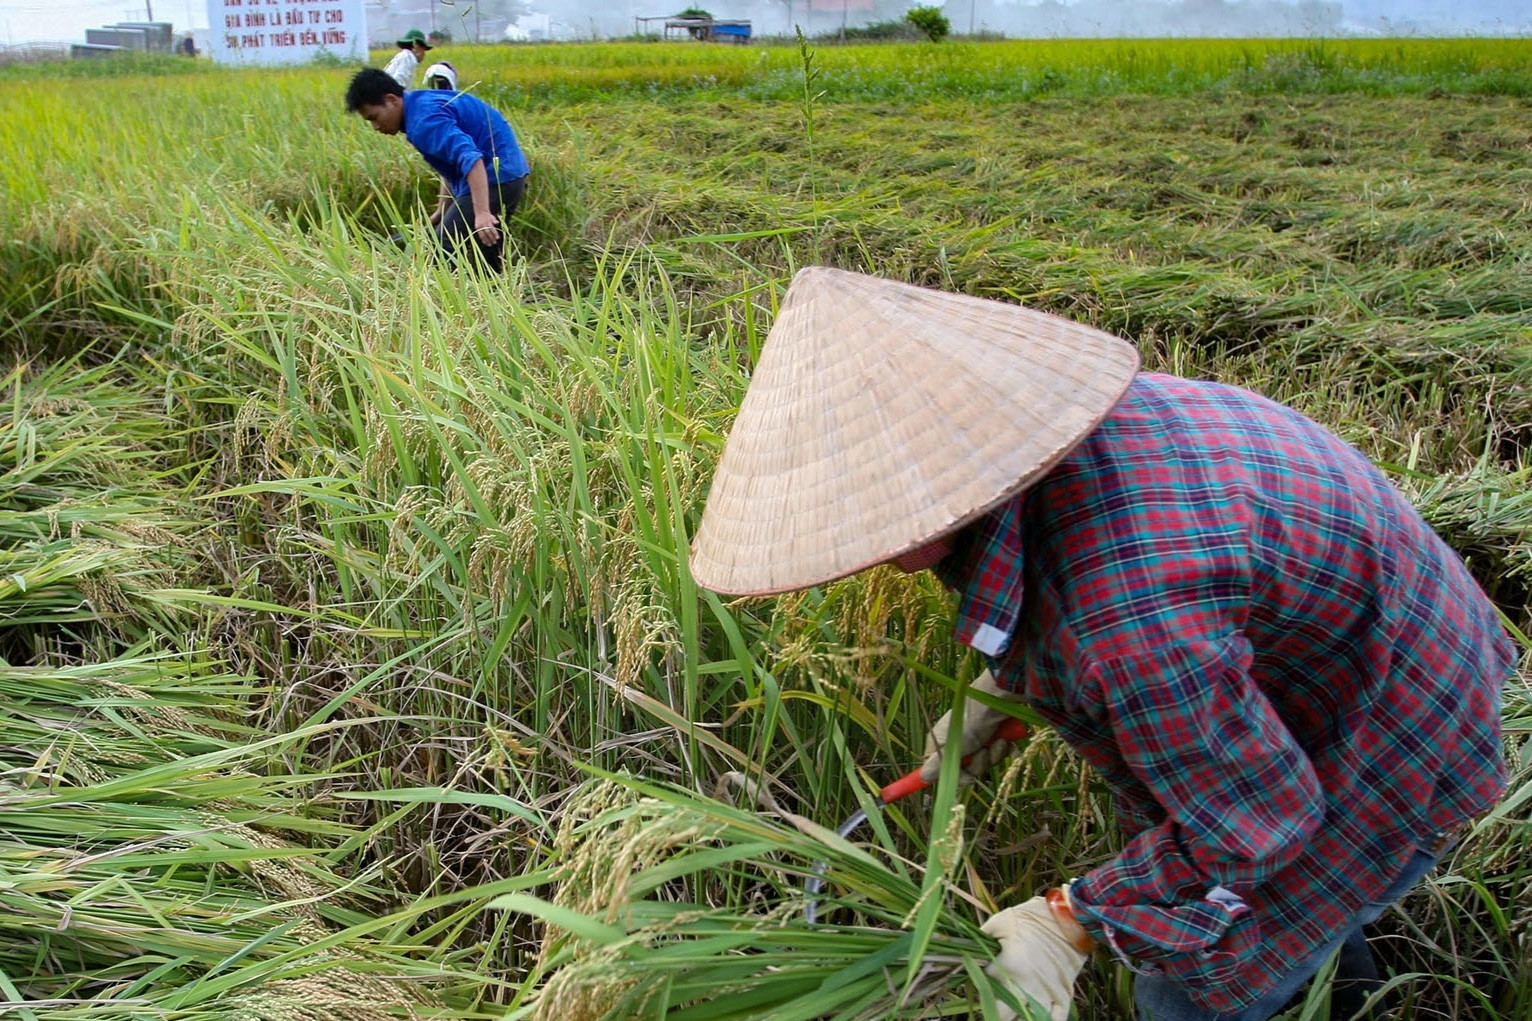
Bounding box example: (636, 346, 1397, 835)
(1, 34, 1529, 1021)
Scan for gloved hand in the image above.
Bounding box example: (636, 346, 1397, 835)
(981, 891, 1093, 1021)
(920, 669, 1025, 783)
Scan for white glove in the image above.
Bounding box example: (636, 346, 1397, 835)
(920, 669, 1025, 783)
(981, 893, 1091, 1021)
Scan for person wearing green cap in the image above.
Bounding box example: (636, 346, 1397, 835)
(385, 29, 431, 89)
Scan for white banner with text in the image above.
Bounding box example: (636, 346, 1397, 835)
(207, 0, 367, 66)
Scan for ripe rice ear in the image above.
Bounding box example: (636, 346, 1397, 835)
(502, 775, 1008, 1021)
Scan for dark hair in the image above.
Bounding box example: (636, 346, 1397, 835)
(345, 68, 403, 112)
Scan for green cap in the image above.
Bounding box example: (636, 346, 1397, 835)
(396, 29, 432, 49)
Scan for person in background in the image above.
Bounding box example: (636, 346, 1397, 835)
(384, 28, 431, 89)
(420, 61, 461, 224)
(423, 60, 458, 91)
(688, 267, 1511, 1021)
(345, 68, 530, 274)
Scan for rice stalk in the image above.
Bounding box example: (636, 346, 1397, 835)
(508, 775, 1011, 1021)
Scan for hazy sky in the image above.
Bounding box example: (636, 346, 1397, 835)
(0, 0, 1524, 47)
(0, 0, 202, 46)
(0, 0, 189, 45)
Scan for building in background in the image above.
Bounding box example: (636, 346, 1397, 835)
(72, 19, 173, 59)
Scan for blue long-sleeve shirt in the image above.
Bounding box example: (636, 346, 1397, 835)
(402, 89, 529, 199)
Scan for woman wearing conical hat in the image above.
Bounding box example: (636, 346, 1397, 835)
(691, 267, 1511, 1021)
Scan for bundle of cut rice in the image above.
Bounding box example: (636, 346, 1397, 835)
(497, 774, 1022, 1021)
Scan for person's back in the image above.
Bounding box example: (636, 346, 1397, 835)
(401, 89, 529, 197)
(422, 60, 457, 90)
(383, 48, 417, 89)
(998, 370, 1510, 1009)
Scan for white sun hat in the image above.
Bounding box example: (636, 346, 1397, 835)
(422, 61, 458, 90)
(689, 266, 1140, 596)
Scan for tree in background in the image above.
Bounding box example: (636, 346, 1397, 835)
(905, 4, 951, 39)
(678, 7, 715, 40)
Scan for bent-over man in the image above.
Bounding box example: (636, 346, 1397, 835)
(346, 68, 529, 273)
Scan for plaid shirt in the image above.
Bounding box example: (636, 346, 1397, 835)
(938, 373, 1511, 1012)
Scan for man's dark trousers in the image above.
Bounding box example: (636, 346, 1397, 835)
(437, 175, 528, 273)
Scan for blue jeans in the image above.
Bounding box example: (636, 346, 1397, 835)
(1135, 845, 1447, 1021)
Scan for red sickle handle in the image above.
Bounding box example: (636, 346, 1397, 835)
(878, 717, 1030, 804)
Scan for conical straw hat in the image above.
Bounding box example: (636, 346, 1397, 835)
(689, 267, 1140, 596)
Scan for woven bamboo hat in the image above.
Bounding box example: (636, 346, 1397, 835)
(689, 267, 1140, 596)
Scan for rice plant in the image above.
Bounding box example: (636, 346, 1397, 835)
(502, 773, 1012, 1021)
(0, 36, 1528, 1020)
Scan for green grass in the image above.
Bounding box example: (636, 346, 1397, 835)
(429, 38, 1532, 104)
(0, 37, 1528, 1020)
(11, 38, 1532, 99)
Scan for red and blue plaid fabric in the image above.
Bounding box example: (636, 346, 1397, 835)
(938, 372, 1511, 1012)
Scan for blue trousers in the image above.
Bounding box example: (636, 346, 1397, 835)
(1135, 845, 1446, 1021)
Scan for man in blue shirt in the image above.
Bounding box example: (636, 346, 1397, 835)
(346, 68, 530, 273)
